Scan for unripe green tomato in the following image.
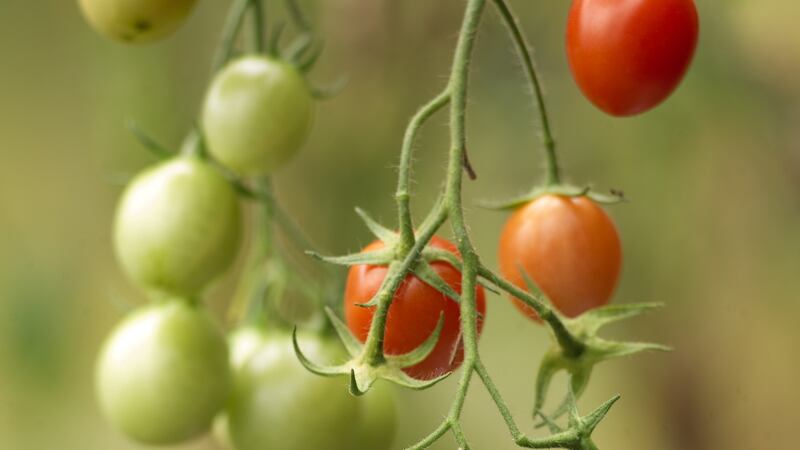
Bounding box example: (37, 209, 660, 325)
(226, 330, 360, 450)
(95, 300, 230, 445)
(356, 381, 398, 450)
(202, 56, 315, 176)
(78, 0, 198, 44)
(113, 157, 242, 298)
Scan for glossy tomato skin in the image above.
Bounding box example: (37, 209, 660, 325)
(79, 0, 198, 43)
(225, 330, 360, 450)
(345, 236, 487, 380)
(113, 157, 242, 298)
(499, 196, 622, 320)
(202, 56, 315, 176)
(566, 0, 699, 116)
(95, 301, 229, 445)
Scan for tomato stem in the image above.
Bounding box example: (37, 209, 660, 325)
(492, 0, 561, 186)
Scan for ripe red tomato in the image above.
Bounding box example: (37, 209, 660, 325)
(498, 195, 621, 320)
(566, 0, 699, 116)
(344, 236, 486, 380)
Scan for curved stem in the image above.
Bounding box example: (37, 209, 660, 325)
(395, 90, 451, 251)
(477, 265, 584, 357)
(211, 0, 251, 74)
(284, 0, 311, 32)
(492, 0, 560, 186)
(249, 0, 267, 53)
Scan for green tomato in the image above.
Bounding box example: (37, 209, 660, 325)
(78, 0, 198, 44)
(225, 330, 359, 450)
(202, 56, 315, 176)
(357, 381, 398, 450)
(113, 156, 241, 298)
(95, 300, 229, 445)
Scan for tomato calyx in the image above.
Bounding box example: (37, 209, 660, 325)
(292, 308, 450, 394)
(480, 184, 626, 211)
(531, 380, 620, 450)
(532, 302, 669, 423)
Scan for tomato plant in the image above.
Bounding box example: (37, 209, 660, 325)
(95, 301, 229, 444)
(89, 0, 677, 448)
(499, 195, 622, 320)
(113, 157, 241, 298)
(78, 0, 198, 44)
(344, 236, 487, 380)
(566, 0, 699, 116)
(202, 55, 315, 176)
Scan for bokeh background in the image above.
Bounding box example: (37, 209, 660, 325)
(1, 0, 799, 449)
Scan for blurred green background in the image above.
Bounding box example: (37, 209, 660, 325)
(2, 0, 799, 449)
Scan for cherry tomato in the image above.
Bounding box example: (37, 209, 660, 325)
(214, 327, 398, 450)
(566, 0, 699, 116)
(225, 330, 361, 450)
(344, 236, 487, 380)
(498, 195, 622, 320)
(202, 56, 315, 176)
(113, 157, 242, 298)
(95, 301, 229, 445)
(78, 0, 198, 44)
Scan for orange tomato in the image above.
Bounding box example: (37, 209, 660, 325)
(498, 195, 622, 320)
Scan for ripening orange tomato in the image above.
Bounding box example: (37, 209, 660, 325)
(498, 195, 621, 320)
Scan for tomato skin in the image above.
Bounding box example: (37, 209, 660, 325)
(214, 328, 397, 450)
(79, 0, 198, 43)
(202, 56, 315, 176)
(95, 301, 229, 445)
(344, 237, 487, 380)
(566, 0, 699, 116)
(225, 330, 361, 450)
(498, 195, 622, 320)
(113, 157, 242, 298)
(356, 380, 398, 450)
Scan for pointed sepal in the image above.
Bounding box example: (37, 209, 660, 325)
(292, 327, 352, 377)
(385, 313, 445, 368)
(306, 248, 394, 266)
(355, 207, 397, 243)
(324, 307, 363, 357)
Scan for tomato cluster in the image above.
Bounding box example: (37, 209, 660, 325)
(87, 0, 692, 447)
(566, 0, 699, 116)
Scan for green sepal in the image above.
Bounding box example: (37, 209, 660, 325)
(385, 313, 445, 368)
(412, 261, 461, 303)
(323, 307, 363, 357)
(381, 367, 452, 390)
(478, 184, 626, 211)
(125, 118, 173, 158)
(292, 327, 351, 377)
(310, 75, 349, 100)
(532, 302, 670, 419)
(355, 207, 397, 243)
(306, 248, 394, 266)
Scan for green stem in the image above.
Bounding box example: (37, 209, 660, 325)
(249, 0, 267, 53)
(284, 0, 311, 32)
(211, 0, 251, 74)
(492, 0, 560, 186)
(477, 265, 584, 357)
(395, 90, 451, 251)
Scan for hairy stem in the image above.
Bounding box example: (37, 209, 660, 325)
(492, 0, 560, 186)
(396, 90, 451, 251)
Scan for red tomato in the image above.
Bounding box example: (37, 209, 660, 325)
(498, 195, 621, 320)
(344, 236, 486, 380)
(566, 0, 699, 116)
